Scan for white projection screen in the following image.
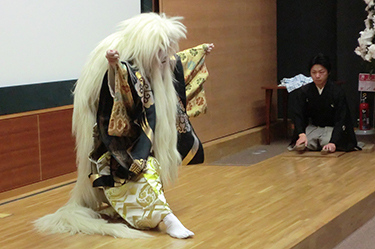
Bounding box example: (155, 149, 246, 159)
(0, 0, 140, 88)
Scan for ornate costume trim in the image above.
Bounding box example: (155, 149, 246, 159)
(89, 151, 112, 175)
(134, 71, 155, 109)
(181, 131, 200, 165)
(141, 114, 154, 143)
(89, 174, 101, 184)
(177, 98, 192, 134)
(108, 63, 134, 136)
(117, 62, 134, 107)
(129, 159, 145, 175)
(113, 177, 126, 187)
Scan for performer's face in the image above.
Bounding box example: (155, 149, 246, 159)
(310, 64, 329, 88)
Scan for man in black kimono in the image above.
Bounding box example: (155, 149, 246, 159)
(290, 53, 358, 153)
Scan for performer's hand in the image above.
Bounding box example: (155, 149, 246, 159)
(296, 133, 307, 147)
(205, 43, 215, 54)
(322, 143, 336, 153)
(106, 49, 119, 66)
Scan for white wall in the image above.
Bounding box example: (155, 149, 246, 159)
(0, 0, 140, 88)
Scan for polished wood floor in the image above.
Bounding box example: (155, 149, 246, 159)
(1, 150, 375, 249)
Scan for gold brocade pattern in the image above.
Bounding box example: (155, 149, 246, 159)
(108, 63, 134, 136)
(177, 44, 210, 118)
(129, 159, 145, 175)
(104, 156, 171, 229)
(176, 98, 191, 134)
(135, 71, 154, 109)
(140, 114, 153, 142)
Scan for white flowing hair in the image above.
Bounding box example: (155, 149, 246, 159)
(116, 13, 186, 185)
(151, 59, 182, 185)
(34, 13, 186, 238)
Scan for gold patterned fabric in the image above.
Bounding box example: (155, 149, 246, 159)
(108, 63, 134, 136)
(103, 156, 171, 229)
(177, 44, 210, 118)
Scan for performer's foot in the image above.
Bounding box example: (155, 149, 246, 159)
(163, 213, 194, 239)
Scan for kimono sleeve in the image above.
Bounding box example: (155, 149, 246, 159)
(177, 44, 211, 118)
(107, 62, 134, 137)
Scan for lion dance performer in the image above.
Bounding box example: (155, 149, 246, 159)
(34, 13, 213, 239)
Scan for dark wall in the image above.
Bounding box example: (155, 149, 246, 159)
(277, 0, 367, 125)
(337, 0, 367, 124)
(277, 1, 337, 79)
(0, 80, 75, 115)
(141, 0, 153, 12)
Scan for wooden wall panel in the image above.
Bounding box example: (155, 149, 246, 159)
(0, 116, 40, 192)
(0, 106, 76, 193)
(39, 109, 76, 180)
(161, 0, 277, 142)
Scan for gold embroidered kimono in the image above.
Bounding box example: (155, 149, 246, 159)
(89, 44, 210, 229)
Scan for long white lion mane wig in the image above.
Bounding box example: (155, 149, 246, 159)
(34, 12, 186, 238)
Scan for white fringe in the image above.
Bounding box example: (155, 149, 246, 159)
(33, 203, 150, 238)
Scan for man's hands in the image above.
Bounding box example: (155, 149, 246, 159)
(297, 133, 336, 153)
(322, 143, 336, 153)
(296, 133, 308, 147)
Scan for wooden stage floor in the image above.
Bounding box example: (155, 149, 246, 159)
(1, 150, 375, 249)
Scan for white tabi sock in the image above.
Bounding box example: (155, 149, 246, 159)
(163, 213, 194, 239)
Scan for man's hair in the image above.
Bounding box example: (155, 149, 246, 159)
(308, 53, 331, 73)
